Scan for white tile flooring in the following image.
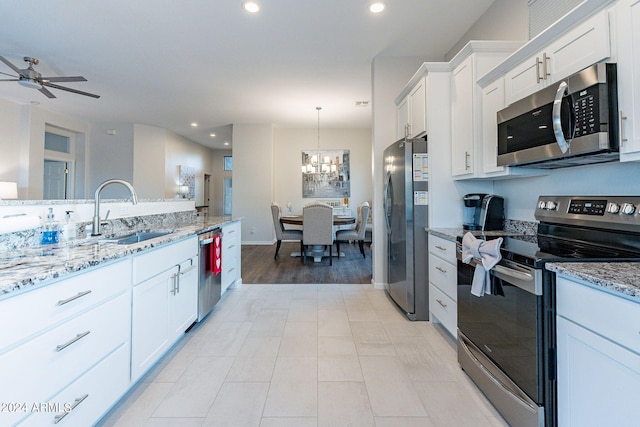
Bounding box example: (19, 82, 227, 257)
(99, 284, 509, 427)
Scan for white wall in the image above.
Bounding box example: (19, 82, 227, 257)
(0, 98, 22, 188)
(371, 55, 429, 288)
(273, 128, 372, 214)
(134, 124, 167, 199)
(89, 122, 134, 199)
(164, 129, 213, 203)
(232, 124, 275, 243)
(446, 0, 529, 61)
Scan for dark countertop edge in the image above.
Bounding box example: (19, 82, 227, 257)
(546, 262, 640, 302)
(0, 217, 242, 300)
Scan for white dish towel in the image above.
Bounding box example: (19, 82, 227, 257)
(461, 232, 503, 297)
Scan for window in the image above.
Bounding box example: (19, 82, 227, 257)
(224, 156, 233, 171)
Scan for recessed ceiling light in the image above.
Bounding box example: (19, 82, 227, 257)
(242, 1, 260, 13)
(224, 142, 230, 146)
(191, 122, 198, 127)
(210, 133, 216, 137)
(369, 2, 385, 13)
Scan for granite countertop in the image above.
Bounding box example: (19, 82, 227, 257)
(546, 262, 640, 301)
(0, 216, 240, 299)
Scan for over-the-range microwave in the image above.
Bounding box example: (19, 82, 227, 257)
(497, 63, 619, 169)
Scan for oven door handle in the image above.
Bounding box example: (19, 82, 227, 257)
(492, 264, 533, 281)
(466, 257, 540, 295)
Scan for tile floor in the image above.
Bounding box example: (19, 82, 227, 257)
(98, 284, 508, 427)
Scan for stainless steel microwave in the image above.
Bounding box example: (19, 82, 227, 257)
(497, 63, 619, 168)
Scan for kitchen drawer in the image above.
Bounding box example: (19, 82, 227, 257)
(0, 292, 131, 424)
(18, 343, 130, 427)
(223, 221, 241, 244)
(133, 236, 197, 284)
(428, 234, 457, 264)
(0, 259, 131, 352)
(429, 283, 457, 337)
(429, 255, 457, 301)
(556, 276, 640, 354)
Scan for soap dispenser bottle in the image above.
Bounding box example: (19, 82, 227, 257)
(41, 208, 59, 244)
(60, 210, 77, 242)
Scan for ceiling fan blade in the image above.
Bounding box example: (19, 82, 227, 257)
(0, 56, 21, 74)
(42, 76, 87, 83)
(0, 78, 19, 82)
(43, 82, 100, 98)
(39, 86, 56, 98)
(0, 70, 17, 78)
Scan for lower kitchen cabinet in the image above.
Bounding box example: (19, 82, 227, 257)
(131, 236, 198, 381)
(0, 259, 132, 427)
(428, 233, 457, 337)
(221, 220, 241, 293)
(556, 275, 640, 426)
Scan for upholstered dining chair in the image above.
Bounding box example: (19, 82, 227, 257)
(302, 202, 334, 265)
(336, 201, 370, 258)
(271, 202, 303, 259)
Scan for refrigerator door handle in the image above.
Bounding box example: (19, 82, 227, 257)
(383, 172, 393, 233)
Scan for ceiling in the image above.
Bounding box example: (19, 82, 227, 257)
(0, 0, 496, 149)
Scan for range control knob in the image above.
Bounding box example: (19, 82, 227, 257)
(538, 201, 546, 210)
(621, 203, 636, 215)
(607, 203, 620, 214)
(546, 201, 558, 210)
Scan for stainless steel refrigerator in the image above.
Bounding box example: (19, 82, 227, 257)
(383, 138, 429, 321)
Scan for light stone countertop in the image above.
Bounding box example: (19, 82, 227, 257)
(546, 262, 640, 302)
(0, 216, 240, 299)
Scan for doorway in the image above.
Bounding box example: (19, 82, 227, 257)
(224, 178, 232, 215)
(43, 160, 70, 200)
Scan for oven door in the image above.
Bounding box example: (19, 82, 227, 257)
(457, 256, 545, 426)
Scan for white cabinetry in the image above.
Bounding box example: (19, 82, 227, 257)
(428, 234, 457, 337)
(131, 236, 198, 381)
(556, 275, 640, 426)
(505, 8, 611, 105)
(449, 41, 523, 179)
(396, 75, 427, 139)
(221, 221, 242, 293)
(617, 0, 640, 161)
(0, 260, 131, 427)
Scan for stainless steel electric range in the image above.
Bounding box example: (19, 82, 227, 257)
(456, 195, 640, 427)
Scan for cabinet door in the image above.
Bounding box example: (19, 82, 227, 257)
(481, 78, 507, 175)
(504, 52, 546, 105)
(170, 257, 198, 339)
(619, 0, 640, 160)
(409, 77, 427, 138)
(557, 316, 640, 427)
(451, 56, 475, 176)
(131, 270, 173, 381)
(396, 96, 409, 140)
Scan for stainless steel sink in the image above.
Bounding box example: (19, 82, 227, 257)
(100, 230, 172, 245)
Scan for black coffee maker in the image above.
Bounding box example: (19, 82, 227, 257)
(462, 193, 504, 231)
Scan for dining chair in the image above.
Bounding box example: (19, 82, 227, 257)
(336, 201, 370, 258)
(302, 202, 334, 265)
(271, 202, 303, 259)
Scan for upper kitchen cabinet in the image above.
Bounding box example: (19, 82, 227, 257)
(617, 0, 640, 161)
(396, 74, 427, 140)
(505, 7, 611, 105)
(449, 41, 523, 179)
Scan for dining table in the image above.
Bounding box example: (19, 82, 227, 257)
(280, 214, 356, 262)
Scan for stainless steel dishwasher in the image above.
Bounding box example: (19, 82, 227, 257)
(197, 228, 222, 321)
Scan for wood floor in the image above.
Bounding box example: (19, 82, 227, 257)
(241, 241, 372, 284)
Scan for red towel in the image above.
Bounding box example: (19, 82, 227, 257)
(210, 234, 222, 275)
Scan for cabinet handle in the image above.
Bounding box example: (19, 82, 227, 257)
(435, 245, 447, 252)
(542, 53, 551, 80)
(436, 266, 447, 274)
(180, 265, 197, 275)
(53, 394, 88, 424)
(465, 151, 471, 170)
(170, 272, 178, 295)
(228, 229, 236, 234)
(436, 299, 447, 308)
(56, 331, 91, 352)
(619, 110, 628, 147)
(535, 56, 543, 83)
(57, 290, 92, 306)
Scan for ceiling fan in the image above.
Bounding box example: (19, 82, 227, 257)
(0, 56, 100, 99)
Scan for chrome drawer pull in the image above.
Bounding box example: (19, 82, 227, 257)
(53, 394, 88, 424)
(435, 245, 447, 251)
(435, 266, 447, 274)
(436, 299, 447, 308)
(57, 290, 92, 306)
(180, 265, 197, 275)
(56, 331, 91, 352)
